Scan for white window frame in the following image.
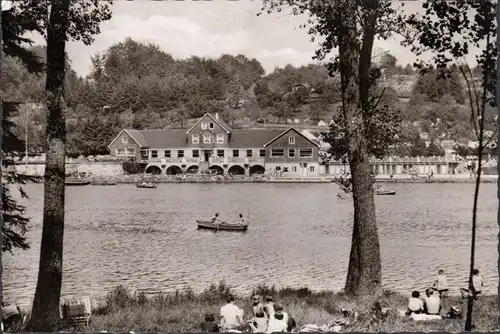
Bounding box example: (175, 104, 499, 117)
(299, 148, 313, 158)
(192, 134, 199, 144)
(309, 165, 315, 172)
(216, 134, 224, 144)
(271, 148, 285, 157)
(122, 136, 128, 144)
(151, 150, 158, 158)
(209, 122, 214, 129)
(288, 136, 295, 144)
(203, 133, 212, 144)
(116, 148, 126, 156)
(288, 148, 295, 158)
(201, 122, 208, 130)
(126, 148, 135, 156)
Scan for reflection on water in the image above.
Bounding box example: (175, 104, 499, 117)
(4, 182, 498, 308)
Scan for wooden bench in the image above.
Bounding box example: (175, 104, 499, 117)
(61, 296, 92, 328)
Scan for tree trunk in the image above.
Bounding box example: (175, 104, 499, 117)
(496, 0, 500, 325)
(0, 2, 4, 332)
(26, 0, 69, 331)
(338, 0, 382, 296)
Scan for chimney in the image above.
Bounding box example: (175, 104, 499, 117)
(215, 112, 219, 120)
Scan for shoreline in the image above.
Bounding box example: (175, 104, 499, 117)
(58, 283, 499, 332)
(59, 174, 500, 184)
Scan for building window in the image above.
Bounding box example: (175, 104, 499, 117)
(292, 166, 297, 172)
(288, 148, 295, 158)
(178, 150, 184, 158)
(116, 148, 125, 156)
(141, 150, 148, 159)
(204, 134, 212, 143)
(193, 150, 199, 158)
(233, 149, 239, 157)
(283, 167, 289, 172)
(276, 166, 281, 171)
(192, 134, 199, 144)
(122, 136, 128, 144)
(210, 122, 214, 129)
(201, 122, 208, 130)
(126, 148, 135, 156)
(216, 134, 224, 144)
(299, 148, 313, 158)
(151, 150, 158, 158)
(271, 148, 285, 157)
(259, 149, 266, 157)
(217, 149, 225, 157)
(246, 149, 253, 157)
(309, 166, 315, 172)
(288, 136, 295, 144)
(165, 150, 171, 158)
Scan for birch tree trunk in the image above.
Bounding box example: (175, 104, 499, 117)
(0, 1, 4, 331)
(26, 0, 69, 330)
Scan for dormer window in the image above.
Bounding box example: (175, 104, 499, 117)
(201, 122, 208, 130)
(216, 134, 224, 144)
(209, 122, 214, 129)
(203, 133, 212, 144)
(122, 136, 128, 144)
(192, 134, 199, 144)
(288, 136, 295, 144)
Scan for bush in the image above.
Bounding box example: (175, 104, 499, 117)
(122, 161, 144, 175)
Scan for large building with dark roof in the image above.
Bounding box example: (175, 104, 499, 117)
(108, 113, 321, 177)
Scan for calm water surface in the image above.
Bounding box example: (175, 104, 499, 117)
(4, 182, 498, 307)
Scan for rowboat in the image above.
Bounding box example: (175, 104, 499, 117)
(65, 180, 91, 186)
(375, 190, 396, 195)
(136, 182, 157, 189)
(196, 220, 248, 231)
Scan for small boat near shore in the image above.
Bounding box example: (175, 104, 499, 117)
(65, 180, 91, 186)
(136, 182, 157, 189)
(196, 220, 248, 231)
(375, 190, 396, 195)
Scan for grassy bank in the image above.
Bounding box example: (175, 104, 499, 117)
(87, 282, 498, 332)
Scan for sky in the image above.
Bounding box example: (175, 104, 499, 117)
(27, 0, 479, 77)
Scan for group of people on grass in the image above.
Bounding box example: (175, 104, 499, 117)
(406, 269, 484, 316)
(201, 294, 296, 333)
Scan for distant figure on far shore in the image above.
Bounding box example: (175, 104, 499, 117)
(238, 213, 245, 226)
(433, 269, 449, 298)
(212, 213, 220, 224)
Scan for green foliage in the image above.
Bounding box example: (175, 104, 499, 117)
(122, 161, 144, 175)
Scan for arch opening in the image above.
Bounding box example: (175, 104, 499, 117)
(166, 165, 182, 175)
(249, 165, 265, 175)
(145, 165, 162, 175)
(186, 165, 199, 174)
(208, 165, 224, 175)
(228, 165, 245, 175)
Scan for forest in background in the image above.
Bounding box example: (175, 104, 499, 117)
(2, 37, 496, 158)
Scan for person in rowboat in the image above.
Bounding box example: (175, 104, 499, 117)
(237, 213, 245, 226)
(212, 213, 220, 224)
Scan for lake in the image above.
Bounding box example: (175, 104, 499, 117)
(4, 182, 498, 308)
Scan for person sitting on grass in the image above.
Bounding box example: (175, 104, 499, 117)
(201, 312, 219, 332)
(433, 269, 449, 298)
(423, 288, 441, 315)
(247, 307, 268, 333)
(266, 303, 288, 333)
(460, 269, 484, 300)
(251, 295, 263, 317)
(263, 296, 275, 318)
(220, 295, 244, 332)
(406, 291, 424, 316)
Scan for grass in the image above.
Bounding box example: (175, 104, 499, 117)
(85, 282, 498, 332)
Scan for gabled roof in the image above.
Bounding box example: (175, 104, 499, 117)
(107, 129, 148, 148)
(228, 129, 284, 148)
(263, 128, 321, 148)
(186, 113, 232, 134)
(140, 129, 187, 148)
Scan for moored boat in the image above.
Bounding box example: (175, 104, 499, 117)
(136, 182, 157, 189)
(375, 190, 396, 195)
(196, 220, 248, 231)
(65, 180, 91, 186)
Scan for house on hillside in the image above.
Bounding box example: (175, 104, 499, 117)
(108, 113, 321, 177)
